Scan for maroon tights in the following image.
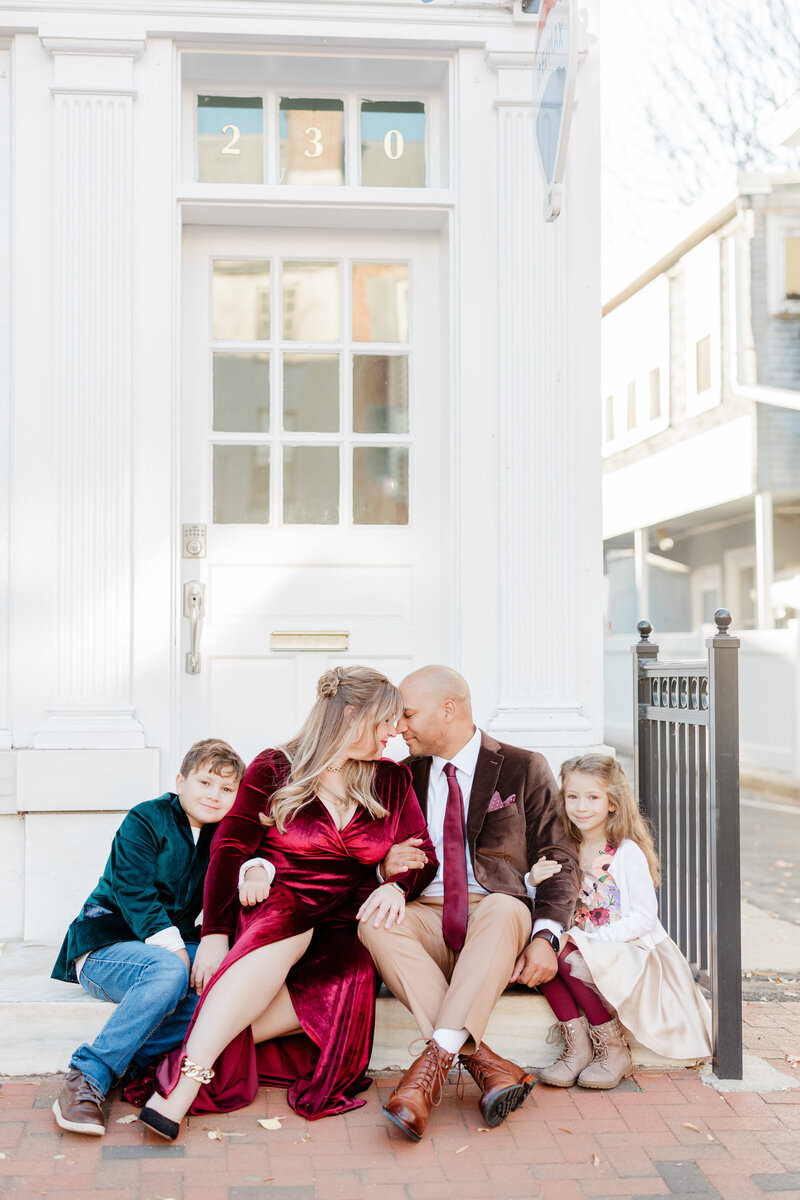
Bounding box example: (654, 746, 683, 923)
(541, 946, 612, 1026)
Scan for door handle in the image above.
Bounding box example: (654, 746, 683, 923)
(184, 581, 205, 675)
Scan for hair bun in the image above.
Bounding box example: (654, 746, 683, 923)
(317, 670, 341, 699)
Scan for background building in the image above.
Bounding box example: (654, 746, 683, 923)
(0, 0, 603, 942)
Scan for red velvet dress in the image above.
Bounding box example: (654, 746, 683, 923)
(149, 750, 437, 1120)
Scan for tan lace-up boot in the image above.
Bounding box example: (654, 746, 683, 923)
(537, 1016, 593, 1087)
(577, 1017, 634, 1089)
(381, 1039, 455, 1141)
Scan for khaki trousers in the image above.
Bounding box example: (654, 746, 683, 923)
(358, 892, 532, 1052)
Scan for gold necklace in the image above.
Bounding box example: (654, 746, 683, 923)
(326, 762, 344, 773)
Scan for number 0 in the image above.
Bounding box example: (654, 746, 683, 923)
(221, 124, 241, 155)
(383, 129, 405, 160)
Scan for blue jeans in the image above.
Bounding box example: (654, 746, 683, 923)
(70, 940, 200, 1095)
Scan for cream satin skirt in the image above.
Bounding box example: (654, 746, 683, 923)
(565, 929, 712, 1060)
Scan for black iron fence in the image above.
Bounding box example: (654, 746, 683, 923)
(632, 609, 742, 1079)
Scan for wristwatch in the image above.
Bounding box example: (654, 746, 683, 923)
(532, 930, 560, 954)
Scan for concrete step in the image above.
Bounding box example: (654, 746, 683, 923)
(0, 941, 702, 1077)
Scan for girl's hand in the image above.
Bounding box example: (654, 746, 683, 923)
(530, 855, 562, 886)
(239, 865, 271, 907)
(357, 883, 406, 930)
(190, 933, 229, 995)
(381, 836, 428, 877)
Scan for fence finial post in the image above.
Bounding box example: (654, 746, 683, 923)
(637, 619, 653, 643)
(632, 618, 659, 821)
(714, 608, 732, 636)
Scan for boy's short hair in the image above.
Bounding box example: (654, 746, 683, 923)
(179, 738, 246, 783)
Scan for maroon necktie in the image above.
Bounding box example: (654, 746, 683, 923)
(442, 763, 469, 952)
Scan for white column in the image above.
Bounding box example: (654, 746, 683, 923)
(755, 491, 775, 630)
(485, 36, 601, 751)
(33, 30, 146, 749)
(634, 527, 650, 625)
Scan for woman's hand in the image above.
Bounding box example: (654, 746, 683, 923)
(530, 855, 562, 886)
(357, 883, 406, 930)
(239, 865, 271, 907)
(189, 933, 229, 995)
(380, 836, 428, 878)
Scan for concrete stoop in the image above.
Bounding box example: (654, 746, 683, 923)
(0, 942, 701, 1077)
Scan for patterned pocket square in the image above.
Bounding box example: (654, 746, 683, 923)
(487, 791, 516, 812)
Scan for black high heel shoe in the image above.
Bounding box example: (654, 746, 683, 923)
(138, 1105, 180, 1140)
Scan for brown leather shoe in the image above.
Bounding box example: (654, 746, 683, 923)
(382, 1039, 455, 1141)
(52, 1067, 106, 1136)
(459, 1042, 535, 1126)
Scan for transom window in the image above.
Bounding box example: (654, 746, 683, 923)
(210, 258, 411, 526)
(196, 92, 427, 188)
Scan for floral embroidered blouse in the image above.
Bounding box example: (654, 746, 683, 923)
(571, 844, 623, 931)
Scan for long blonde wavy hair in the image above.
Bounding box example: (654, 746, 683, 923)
(262, 665, 402, 833)
(555, 754, 661, 886)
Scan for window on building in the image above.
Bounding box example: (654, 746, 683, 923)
(695, 335, 711, 394)
(786, 236, 800, 301)
(604, 394, 614, 442)
(649, 367, 661, 421)
(626, 381, 636, 431)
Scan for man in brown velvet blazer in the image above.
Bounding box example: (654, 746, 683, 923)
(358, 665, 581, 1141)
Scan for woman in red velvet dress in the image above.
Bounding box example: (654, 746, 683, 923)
(138, 666, 437, 1134)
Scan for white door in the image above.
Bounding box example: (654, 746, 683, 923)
(179, 226, 445, 765)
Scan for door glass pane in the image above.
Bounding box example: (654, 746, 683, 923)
(283, 354, 339, 432)
(213, 445, 270, 523)
(213, 260, 270, 341)
(213, 353, 270, 432)
(283, 446, 339, 524)
(279, 98, 345, 186)
(353, 447, 409, 525)
(197, 96, 265, 184)
(352, 263, 408, 342)
(353, 355, 408, 433)
(282, 262, 339, 341)
(361, 101, 426, 187)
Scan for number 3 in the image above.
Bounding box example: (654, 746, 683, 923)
(305, 126, 323, 158)
(221, 124, 241, 155)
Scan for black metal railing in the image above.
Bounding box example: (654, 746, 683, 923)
(632, 609, 742, 1079)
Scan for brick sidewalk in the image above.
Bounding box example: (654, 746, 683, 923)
(1, 1003, 798, 1200)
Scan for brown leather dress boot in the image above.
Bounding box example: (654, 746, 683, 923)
(459, 1042, 535, 1126)
(52, 1068, 106, 1136)
(382, 1039, 455, 1141)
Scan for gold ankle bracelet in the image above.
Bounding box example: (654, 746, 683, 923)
(180, 1057, 215, 1084)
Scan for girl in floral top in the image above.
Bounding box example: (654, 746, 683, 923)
(528, 754, 711, 1090)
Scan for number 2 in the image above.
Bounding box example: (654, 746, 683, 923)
(305, 126, 323, 158)
(221, 124, 241, 155)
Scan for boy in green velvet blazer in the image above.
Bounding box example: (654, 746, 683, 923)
(51, 737, 246, 1136)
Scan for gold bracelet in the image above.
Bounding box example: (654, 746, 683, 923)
(180, 1056, 215, 1084)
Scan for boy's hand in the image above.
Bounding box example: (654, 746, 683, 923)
(172, 946, 192, 978)
(190, 933, 229, 995)
(381, 837, 428, 877)
(239, 865, 271, 907)
(530, 856, 562, 886)
(356, 883, 405, 930)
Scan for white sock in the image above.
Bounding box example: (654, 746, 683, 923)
(432, 1027, 469, 1055)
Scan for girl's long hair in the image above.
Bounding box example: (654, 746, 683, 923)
(262, 665, 402, 833)
(555, 753, 661, 886)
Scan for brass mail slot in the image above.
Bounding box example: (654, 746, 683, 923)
(270, 631, 350, 652)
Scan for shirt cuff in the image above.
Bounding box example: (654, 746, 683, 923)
(238, 858, 275, 889)
(530, 917, 563, 945)
(524, 871, 537, 901)
(145, 926, 186, 953)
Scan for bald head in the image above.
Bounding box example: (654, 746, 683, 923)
(397, 665, 475, 759)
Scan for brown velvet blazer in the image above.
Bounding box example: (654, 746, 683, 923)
(405, 731, 581, 930)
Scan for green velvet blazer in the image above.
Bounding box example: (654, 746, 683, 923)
(52, 793, 215, 983)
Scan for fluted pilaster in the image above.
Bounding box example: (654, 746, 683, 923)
(34, 31, 146, 748)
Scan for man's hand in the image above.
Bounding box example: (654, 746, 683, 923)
(239, 865, 271, 907)
(190, 933, 229, 995)
(380, 837, 428, 878)
(356, 883, 406, 931)
(509, 938, 558, 988)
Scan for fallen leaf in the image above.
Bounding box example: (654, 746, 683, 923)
(53, 1154, 65, 1159)
(557, 1127, 573, 1134)
(116, 1115, 138, 1124)
(786, 1054, 800, 1064)
(682, 1122, 703, 1134)
(477, 1127, 491, 1133)
(591, 1153, 601, 1166)
(455, 1145, 469, 1154)
(208, 1129, 223, 1141)
(0, 1153, 5, 1159)
(295, 1134, 311, 1143)
(706, 1134, 715, 1142)
(258, 1117, 284, 1130)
